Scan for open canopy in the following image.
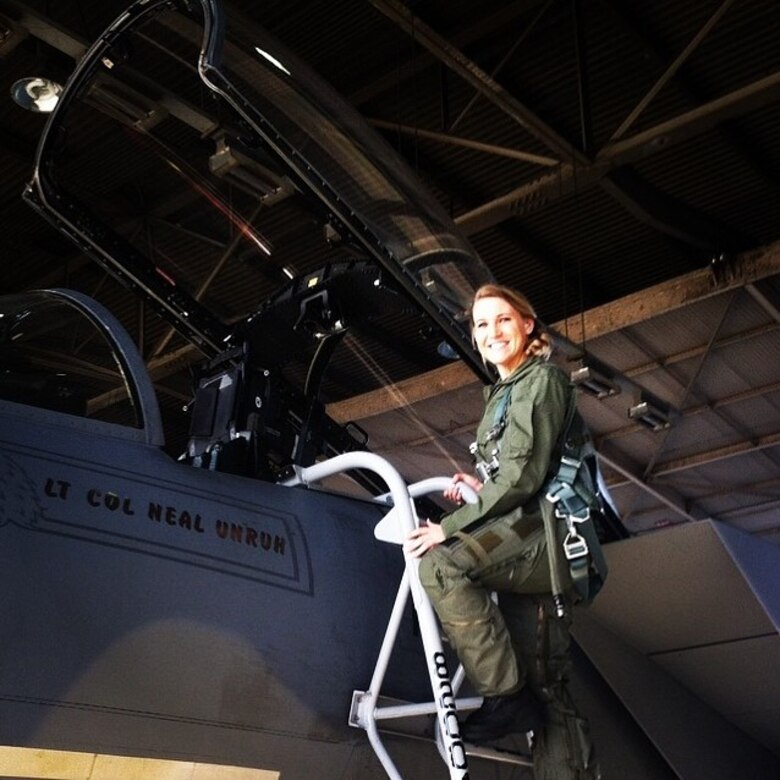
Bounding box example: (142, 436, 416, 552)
(26, 0, 494, 405)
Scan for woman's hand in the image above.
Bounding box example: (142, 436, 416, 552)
(443, 472, 483, 505)
(404, 519, 446, 558)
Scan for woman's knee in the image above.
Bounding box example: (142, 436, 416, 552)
(418, 546, 466, 596)
(418, 549, 443, 594)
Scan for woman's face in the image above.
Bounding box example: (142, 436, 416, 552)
(472, 295, 535, 378)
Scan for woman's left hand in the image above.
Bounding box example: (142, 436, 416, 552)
(404, 519, 446, 558)
(443, 472, 483, 505)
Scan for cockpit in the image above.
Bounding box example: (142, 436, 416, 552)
(22, 0, 494, 485)
(0, 288, 164, 445)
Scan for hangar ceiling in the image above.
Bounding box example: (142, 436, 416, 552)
(0, 0, 779, 543)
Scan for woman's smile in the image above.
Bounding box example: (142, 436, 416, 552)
(472, 296, 535, 378)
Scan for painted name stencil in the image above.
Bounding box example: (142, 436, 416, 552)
(0, 450, 311, 594)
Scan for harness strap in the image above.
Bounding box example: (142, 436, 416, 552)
(476, 373, 612, 613)
(453, 530, 493, 566)
(543, 398, 609, 609)
(541, 500, 568, 619)
(485, 383, 514, 443)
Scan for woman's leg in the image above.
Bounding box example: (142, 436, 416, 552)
(418, 519, 549, 697)
(419, 541, 520, 696)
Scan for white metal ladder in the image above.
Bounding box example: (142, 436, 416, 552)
(284, 452, 533, 779)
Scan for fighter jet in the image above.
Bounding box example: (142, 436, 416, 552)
(0, 1, 541, 777)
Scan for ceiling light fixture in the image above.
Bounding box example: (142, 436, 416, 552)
(209, 136, 287, 203)
(571, 365, 620, 399)
(254, 46, 291, 76)
(11, 76, 63, 113)
(628, 399, 671, 432)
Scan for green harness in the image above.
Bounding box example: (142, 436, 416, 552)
(481, 379, 612, 617)
(542, 397, 610, 615)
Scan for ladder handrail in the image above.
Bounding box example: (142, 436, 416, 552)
(283, 454, 469, 779)
(373, 477, 479, 545)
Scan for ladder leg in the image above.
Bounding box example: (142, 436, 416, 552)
(350, 572, 412, 780)
(405, 554, 469, 778)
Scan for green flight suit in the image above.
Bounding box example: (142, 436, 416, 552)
(418, 357, 600, 778)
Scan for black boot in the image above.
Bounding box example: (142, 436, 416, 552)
(461, 686, 544, 744)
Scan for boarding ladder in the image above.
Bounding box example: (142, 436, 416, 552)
(284, 452, 533, 779)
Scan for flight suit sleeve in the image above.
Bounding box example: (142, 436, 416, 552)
(440, 365, 570, 538)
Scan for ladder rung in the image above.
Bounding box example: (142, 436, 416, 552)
(465, 742, 534, 768)
(352, 693, 534, 770)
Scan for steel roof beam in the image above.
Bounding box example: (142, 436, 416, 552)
(371, 0, 752, 250)
(555, 237, 780, 344)
(624, 323, 780, 380)
(599, 167, 748, 252)
(603, 0, 780, 189)
(646, 429, 780, 480)
(370, 0, 579, 163)
(448, 0, 555, 133)
(746, 282, 780, 323)
(0, 0, 87, 59)
(596, 450, 697, 524)
(326, 240, 780, 421)
(608, 0, 737, 142)
(352, 0, 549, 106)
(599, 378, 780, 446)
(366, 118, 558, 167)
(456, 71, 780, 236)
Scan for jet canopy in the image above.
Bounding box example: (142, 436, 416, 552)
(26, 0, 494, 401)
(24, 0, 494, 481)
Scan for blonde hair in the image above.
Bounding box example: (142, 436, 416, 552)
(471, 284, 552, 360)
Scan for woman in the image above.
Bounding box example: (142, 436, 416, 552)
(405, 284, 599, 778)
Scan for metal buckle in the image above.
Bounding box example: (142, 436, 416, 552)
(569, 507, 590, 523)
(546, 482, 569, 504)
(563, 532, 589, 560)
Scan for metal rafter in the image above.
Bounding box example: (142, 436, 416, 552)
(350, 0, 550, 105)
(646, 292, 735, 479)
(609, 0, 737, 141)
(603, 0, 780, 188)
(366, 118, 558, 166)
(325, 240, 780, 422)
(448, 0, 555, 133)
(601, 378, 780, 445)
(746, 282, 780, 323)
(369, 0, 580, 163)
(596, 449, 698, 524)
(649, 429, 780, 480)
(455, 71, 780, 236)
(370, 0, 743, 250)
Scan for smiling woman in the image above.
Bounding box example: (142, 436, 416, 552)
(471, 286, 540, 378)
(405, 283, 603, 778)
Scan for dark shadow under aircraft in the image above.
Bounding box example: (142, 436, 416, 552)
(0, 1, 628, 777)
